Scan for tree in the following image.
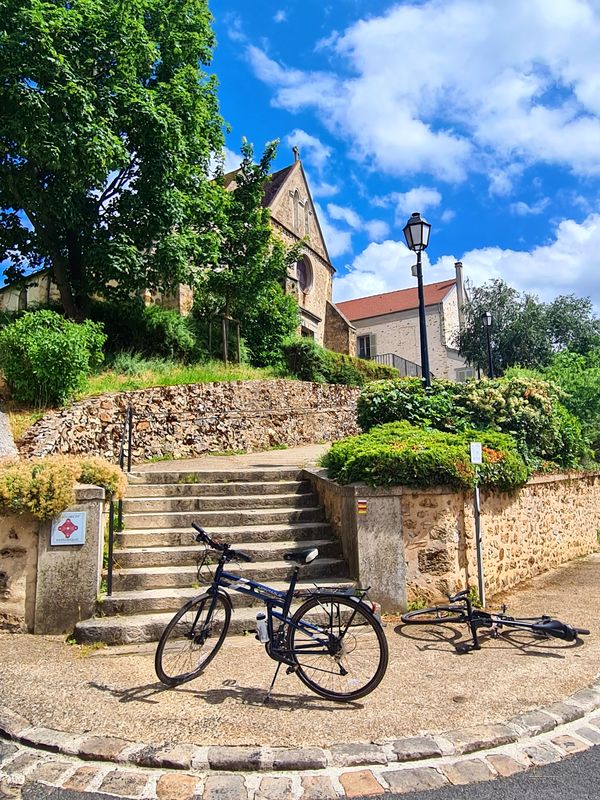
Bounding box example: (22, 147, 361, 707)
(198, 139, 300, 365)
(0, 0, 225, 319)
(458, 279, 600, 375)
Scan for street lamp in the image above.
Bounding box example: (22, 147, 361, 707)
(482, 311, 494, 378)
(403, 212, 432, 387)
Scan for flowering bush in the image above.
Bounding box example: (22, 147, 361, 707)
(357, 376, 588, 470)
(0, 457, 126, 519)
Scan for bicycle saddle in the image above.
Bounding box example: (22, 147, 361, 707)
(284, 547, 319, 565)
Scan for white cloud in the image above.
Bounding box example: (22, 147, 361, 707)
(509, 198, 550, 216)
(248, 1, 600, 183)
(390, 187, 442, 221)
(334, 212, 600, 307)
(327, 203, 362, 230)
(314, 202, 353, 258)
(310, 180, 340, 198)
(441, 209, 456, 224)
(285, 129, 332, 172)
(222, 147, 242, 173)
(274, 10, 286, 23)
(364, 220, 390, 241)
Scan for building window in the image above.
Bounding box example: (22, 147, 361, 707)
(456, 368, 476, 382)
(296, 257, 313, 293)
(18, 287, 28, 311)
(292, 189, 300, 231)
(301, 325, 315, 339)
(357, 334, 375, 360)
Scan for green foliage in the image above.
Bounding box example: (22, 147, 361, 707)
(240, 282, 300, 368)
(322, 422, 529, 490)
(283, 337, 398, 386)
(0, 310, 106, 405)
(457, 279, 600, 375)
(357, 376, 588, 470)
(0, 0, 225, 318)
(0, 456, 126, 520)
(88, 299, 203, 362)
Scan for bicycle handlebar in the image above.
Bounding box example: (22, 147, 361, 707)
(192, 523, 253, 563)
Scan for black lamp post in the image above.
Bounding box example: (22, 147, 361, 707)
(403, 212, 432, 387)
(482, 311, 494, 378)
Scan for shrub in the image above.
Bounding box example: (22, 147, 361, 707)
(0, 457, 126, 519)
(0, 310, 106, 405)
(322, 422, 530, 490)
(282, 337, 398, 386)
(356, 376, 588, 470)
(88, 299, 203, 362)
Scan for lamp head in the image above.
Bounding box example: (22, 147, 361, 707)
(403, 212, 431, 253)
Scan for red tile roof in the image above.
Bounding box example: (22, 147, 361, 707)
(336, 279, 456, 321)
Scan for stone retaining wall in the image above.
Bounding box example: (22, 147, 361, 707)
(306, 470, 600, 610)
(19, 381, 361, 462)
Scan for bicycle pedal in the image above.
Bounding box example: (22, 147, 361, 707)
(285, 666, 297, 675)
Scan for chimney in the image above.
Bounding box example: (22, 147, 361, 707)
(455, 261, 466, 331)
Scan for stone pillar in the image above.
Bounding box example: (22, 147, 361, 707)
(33, 484, 106, 635)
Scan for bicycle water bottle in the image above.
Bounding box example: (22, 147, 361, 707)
(255, 612, 269, 643)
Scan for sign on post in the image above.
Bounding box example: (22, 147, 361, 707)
(51, 511, 87, 546)
(470, 443, 485, 607)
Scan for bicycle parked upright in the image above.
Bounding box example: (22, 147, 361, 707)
(155, 523, 389, 702)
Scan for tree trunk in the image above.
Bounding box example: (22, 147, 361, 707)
(49, 250, 79, 320)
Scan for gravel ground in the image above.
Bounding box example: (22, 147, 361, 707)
(1, 555, 598, 748)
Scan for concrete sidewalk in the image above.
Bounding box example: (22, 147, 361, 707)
(134, 444, 330, 473)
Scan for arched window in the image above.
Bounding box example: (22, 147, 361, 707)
(296, 257, 313, 293)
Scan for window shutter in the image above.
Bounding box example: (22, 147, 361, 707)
(369, 334, 377, 357)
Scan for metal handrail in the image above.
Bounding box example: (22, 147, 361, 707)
(107, 404, 133, 597)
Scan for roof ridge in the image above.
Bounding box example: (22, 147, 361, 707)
(336, 278, 456, 306)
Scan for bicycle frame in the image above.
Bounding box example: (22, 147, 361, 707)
(192, 550, 362, 668)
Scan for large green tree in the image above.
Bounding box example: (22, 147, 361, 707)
(0, 0, 225, 318)
(458, 279, 600, 375)
(197, 139, 300, 365)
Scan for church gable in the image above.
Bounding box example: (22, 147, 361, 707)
(267, 162, 331, 266)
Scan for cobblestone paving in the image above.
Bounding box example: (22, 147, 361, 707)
(2, 698, 600, 799)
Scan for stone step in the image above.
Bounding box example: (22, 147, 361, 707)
(116, 522, 333, 549)
(112, 539, 341, 570)
(125, 480, 313, 498)
(75, 596, 354, 645)
(127, 469, 305, 485)
(110, 557, 347, 592)
(121, 493, 319, 514)
(122, 506, 326, 530)
(100, 578, 357, 616)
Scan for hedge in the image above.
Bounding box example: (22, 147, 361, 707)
(321, 422, 530, 490)
(282, 337, 398, 386)
(0, 457, 127, 519)
(356, 376, 588, 470)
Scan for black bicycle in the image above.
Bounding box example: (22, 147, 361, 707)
(401, 588, 590, 652)
(155, 523, 389, 701)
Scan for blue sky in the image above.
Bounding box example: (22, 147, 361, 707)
(210, 0, 600, 306)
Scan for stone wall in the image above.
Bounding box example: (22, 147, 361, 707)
(305, 470, 600, 610)
(0, 485, 105, 634)
(324, 301, 356, 356)
(19, 381, 361, 462)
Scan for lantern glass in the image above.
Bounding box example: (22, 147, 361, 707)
(483, 312, 493, 328)
(403, 212, 431, 252)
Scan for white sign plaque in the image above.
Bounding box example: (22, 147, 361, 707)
(51, 511, 87, 546)
(470, 442, 483, 465)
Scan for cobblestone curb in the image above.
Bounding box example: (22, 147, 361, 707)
(1, 678, 600, 776)
(2, 710, 600, 799)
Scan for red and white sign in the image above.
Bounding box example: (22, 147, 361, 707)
(51, 511, 87, 546)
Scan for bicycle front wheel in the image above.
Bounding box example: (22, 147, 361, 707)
(155, 591, 231, 686)
(287, 594, 388, 702)
(401, 605, 467, 625)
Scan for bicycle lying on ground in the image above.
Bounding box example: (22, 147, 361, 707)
(155, 523, 389, 701)
(401, 588, 590, 653)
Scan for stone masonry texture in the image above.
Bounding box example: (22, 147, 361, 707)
(18, 381, 360, 462)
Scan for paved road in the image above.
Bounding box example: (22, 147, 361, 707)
(379, 745, 600, 800)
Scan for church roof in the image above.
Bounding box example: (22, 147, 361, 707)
(221, 163, 297, 208)
(336, 279, 456, 321)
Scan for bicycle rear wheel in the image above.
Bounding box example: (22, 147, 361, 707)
(401, 605, 467, 625)
(155, 591, 231, 686)
(287, 594, 388, 702)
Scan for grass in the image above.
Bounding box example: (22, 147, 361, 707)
(2, 356, 284, 441)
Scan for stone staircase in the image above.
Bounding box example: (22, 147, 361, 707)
(74, 467, 353, 645)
